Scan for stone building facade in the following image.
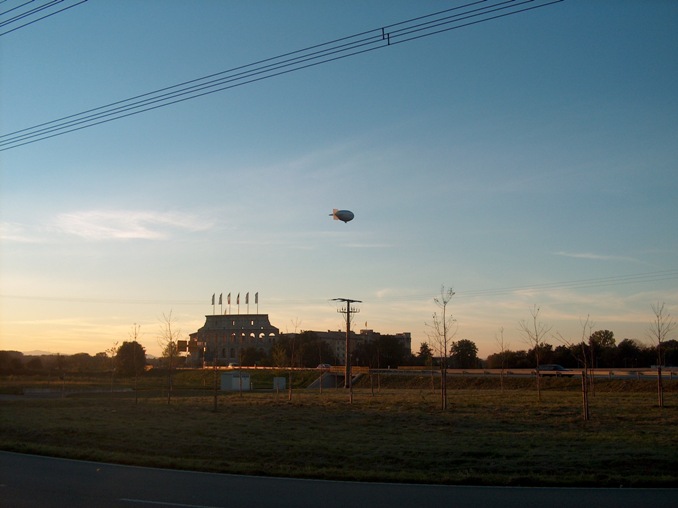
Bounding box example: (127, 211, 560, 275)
(186, 314, 279, 367)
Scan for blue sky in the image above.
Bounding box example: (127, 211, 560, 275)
(1, 0, 677, 358)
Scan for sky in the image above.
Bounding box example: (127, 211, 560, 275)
(1, 0, 677, 359)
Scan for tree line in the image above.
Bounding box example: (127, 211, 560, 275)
(4, 313, 678, 379)
(485, 334, 678, 370)
(409, 333, 678, 370)
(0, 342, 148, 376)
(4, 331, 674, 377)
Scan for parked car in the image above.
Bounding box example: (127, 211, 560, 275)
(227, 362, 240, 368)
(533, 364, 574, 377)
(316, 364, 331, 370)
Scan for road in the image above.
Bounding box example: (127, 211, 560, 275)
(1, 451, 676, 508)
(371, 367, 678, 380)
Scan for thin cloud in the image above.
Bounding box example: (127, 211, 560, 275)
(554, 251, 640, 263)
(55, 210, 212, 241)
(344, 242, 392, 249)
(0, 222, 45, 243)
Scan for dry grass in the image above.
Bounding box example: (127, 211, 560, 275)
(1, 379, 677, 486)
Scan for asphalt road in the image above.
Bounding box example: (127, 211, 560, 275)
(1, 451, 676, 508)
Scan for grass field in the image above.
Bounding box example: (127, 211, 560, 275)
(1, 372, 677, 487)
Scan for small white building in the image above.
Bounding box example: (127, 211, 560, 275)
(220, 371, 251, 391)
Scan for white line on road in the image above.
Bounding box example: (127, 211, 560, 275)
(120, 499, 223, 508)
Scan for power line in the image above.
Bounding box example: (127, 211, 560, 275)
(0, 0, 88, 37)
(433, 271, 678, 302)
(383, 270, 678, 303)
(0, 0, 564, 151)
(322, 270, 678, 304)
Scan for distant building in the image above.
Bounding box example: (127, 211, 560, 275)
(310, 330, 362, 365)
(186, 314, 412, 367)
(280, 329, 412, 365)
(358, 329, 411, 352)
(186, 314, 279, 367)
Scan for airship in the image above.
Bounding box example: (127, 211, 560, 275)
(330, 209, 354, 223)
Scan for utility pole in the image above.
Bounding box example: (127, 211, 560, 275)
(332, 298, 361, 400)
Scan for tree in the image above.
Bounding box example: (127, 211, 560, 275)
(494, 327, 509, 391)
(124, 323, 144, 404)
(353, 335, 410, 369)
(526, 342, 553, 367)
(518, 305, 552, 402)
(292, 331, 337, 368)
(286, 318, 302, 401)
(648, 302, 676, 408)
(106, 342, 119, 393)
(556, 315, 595, 421)
(25, 356, 43, 371)
(159, 310, 182, 404)
(551, 345, 576, 368)
(416, 342, 433, 366)
(486, 349, 530, 369)
(94, 352, 109, 371)
(240, 347, 267, 366)
(0, 351, 21, 373)
(589, 329, 615, 349)
(416, 341, 435, 391)
(580, 317, 594, 420)
(161, 339, 180, 361)
(425, 285, 457, 410)
(663, 339, 678, 367)
(449, 339, 478, 369)
(589, 329, 615, 368)
(271, 343, 288, 368)
(115, 341, 146, 377)
(616, 338, 643, 368)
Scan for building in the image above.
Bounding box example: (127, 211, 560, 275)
(358, 329, 411, 352)
(283, 329, 412, 365)
(186, 314, 279, 367)
(311, 330, 362, 365)
(186, 313, 412, 367)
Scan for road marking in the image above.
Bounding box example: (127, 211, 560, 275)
(120, 499, 223, 508)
